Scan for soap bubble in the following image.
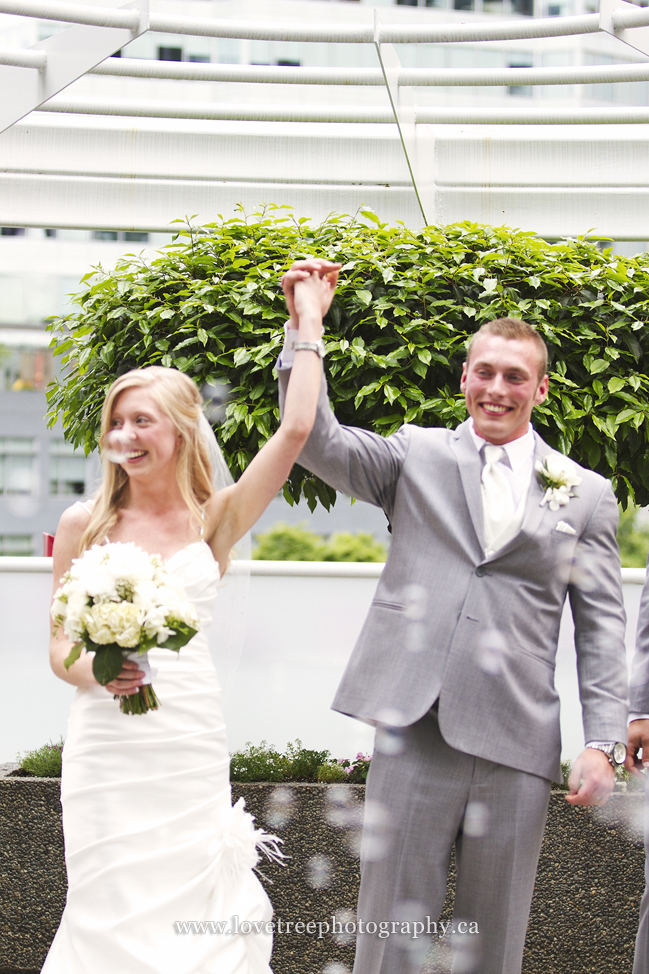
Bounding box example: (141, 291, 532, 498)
(462, 801, 489, 838)
(325, 802, 363, 829)
(103, 428, 133, 465)
(332, 910, 356, 946)
(451, 924, 480, 974)
(476, 629, 507, 676)
(202, 380, 231, 425)
(556, 544, 596, 592)
(306, 854, 333, 889)
(265, 786, 295, 829)
(403, 583, 427, 622)
(5, 465, 41, 517)
(358, 800, 391, 862)
(376, 725, 405, 757)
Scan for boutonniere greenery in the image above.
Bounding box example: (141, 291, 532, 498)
(535, 453, 582, 511)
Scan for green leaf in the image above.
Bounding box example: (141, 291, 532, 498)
(91, 645, 125, 686)
(63, 642, 83, 671)
(160, 624, 198, 651)
(608, 376, 625, 394)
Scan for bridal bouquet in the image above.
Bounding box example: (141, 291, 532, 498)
(51, 542, 199, 715)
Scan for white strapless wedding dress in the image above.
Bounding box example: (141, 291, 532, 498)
(42, 542, 274, 974)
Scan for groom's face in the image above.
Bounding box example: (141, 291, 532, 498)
(461, 333, 549, 445)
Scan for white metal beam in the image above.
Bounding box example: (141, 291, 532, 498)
(0, 0, 140, 28)
(0, 117, 649, 238)
(0, 0, 149, 135)
(0, 0, 602, 42)
(34, 99, 649, 124)
(90, 56, 649, 88)
(600, 0, 649, 57)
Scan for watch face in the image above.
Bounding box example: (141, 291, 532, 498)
(613, 742, 627, 765)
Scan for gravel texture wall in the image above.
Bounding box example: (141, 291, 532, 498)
(0, 779, 645, 974)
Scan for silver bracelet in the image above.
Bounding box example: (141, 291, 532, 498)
(293, 340, 326, 359)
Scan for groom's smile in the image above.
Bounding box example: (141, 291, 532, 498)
(460, 332, 549, 445)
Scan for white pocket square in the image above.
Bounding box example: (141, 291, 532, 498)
(555, 521, 577, 535)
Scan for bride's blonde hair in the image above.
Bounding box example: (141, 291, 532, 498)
(79, 367, 214, 553)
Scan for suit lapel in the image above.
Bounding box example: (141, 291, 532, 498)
(449, 421, 484, 550)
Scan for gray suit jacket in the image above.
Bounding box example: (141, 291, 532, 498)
(630, 560, 649, 713)
(279, 371, 628, 782)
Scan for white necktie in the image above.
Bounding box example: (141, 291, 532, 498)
(481, 444, 516, 550)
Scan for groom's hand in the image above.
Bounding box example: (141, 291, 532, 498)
(565, 747, 616, 806)
(281, 258, 341, 328)
(626, 718, 649, 777)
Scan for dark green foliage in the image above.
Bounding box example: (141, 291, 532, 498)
(229, 739, 368, 783)
(47, 208, 649, 509)
(283, 740, 331, 782)
(252, 522, 387, 561)
(229, 741, 288, 782)
(17, 739, 64, 777)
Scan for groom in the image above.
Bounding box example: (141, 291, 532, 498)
(278, 260, 628, 974)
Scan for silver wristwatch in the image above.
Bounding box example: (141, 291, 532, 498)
(586, 741, 627, 767)
(293, 340, 326, 359)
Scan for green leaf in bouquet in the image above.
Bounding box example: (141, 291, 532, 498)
(92, 645, 125, 686)
(63, 641, 83, 671)
(160, 624, 198, 652)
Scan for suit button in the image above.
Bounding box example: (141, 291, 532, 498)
(475, 566, 487, 577)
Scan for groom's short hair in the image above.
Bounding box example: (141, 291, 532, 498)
(466, 317, 548, 381)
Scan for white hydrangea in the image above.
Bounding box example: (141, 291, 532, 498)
(51, 541, 199, 649)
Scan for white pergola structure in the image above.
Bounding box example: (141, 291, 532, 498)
(2, 0, 649, 236)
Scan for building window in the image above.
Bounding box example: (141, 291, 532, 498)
(0, 534, 33, 556)
(0, 344, 53, 392)
(508, 59, 534, 97)
(189, 54, 210, 63)
(0, 228, 25, 236)
(49, 441, 86, 496)
(276, 59, 301, 66)
(0, 438, 37, 495)
(158, 46, 182, 61)
(92, 230, 149, 243)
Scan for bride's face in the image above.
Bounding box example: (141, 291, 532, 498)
(109, 387, 181, 479)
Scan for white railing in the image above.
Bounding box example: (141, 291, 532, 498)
(0, 557, 643, 767)
(0, 556, 643, 582)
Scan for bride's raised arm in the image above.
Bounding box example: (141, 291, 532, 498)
(205, 258, 340, 571)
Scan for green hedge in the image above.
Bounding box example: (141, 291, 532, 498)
(47, 209, 649, 509)
(252, 523, 387, 562)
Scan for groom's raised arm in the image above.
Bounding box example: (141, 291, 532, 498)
(277, 258, 408, 513)
(277, 347, 407, 514)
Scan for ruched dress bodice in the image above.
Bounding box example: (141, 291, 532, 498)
(42, 542, 274, 974)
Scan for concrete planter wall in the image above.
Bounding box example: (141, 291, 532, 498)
(0, 779, 645, 974)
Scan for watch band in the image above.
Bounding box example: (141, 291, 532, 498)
(586, 741, 627, 767)
(293, 340, 326, 359)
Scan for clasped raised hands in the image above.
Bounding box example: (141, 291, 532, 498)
(281, 259, 341, 329)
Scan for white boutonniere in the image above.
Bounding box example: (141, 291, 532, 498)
(535, 453, 582, 511)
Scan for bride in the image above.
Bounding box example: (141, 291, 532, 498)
(43, 259, 339, 974)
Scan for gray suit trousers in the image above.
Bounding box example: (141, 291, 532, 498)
(354, 710, 551, 974)
(633, 779, 649, 974)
